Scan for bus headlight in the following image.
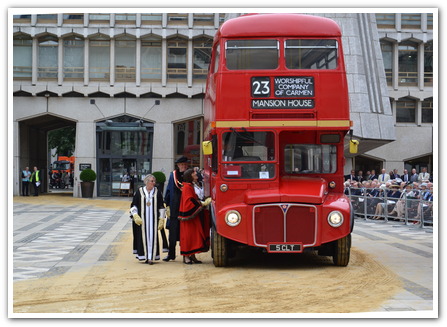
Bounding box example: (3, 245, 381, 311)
(327, 211, 344, 227)
(225, 210, 241, 227)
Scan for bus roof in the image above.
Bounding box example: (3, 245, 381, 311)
(218, 14, 342, 39)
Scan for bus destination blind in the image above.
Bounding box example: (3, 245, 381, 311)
(251, 76, 315, 109)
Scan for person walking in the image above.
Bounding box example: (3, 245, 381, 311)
(21, 166, 31, 196)
(129, 174, 166, 264)
(178, 168, 211, 264)
(163, 156, 189, 262)
(29, 166, 41, 196)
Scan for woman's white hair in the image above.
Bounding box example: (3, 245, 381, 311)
(144, 174, 156, 184)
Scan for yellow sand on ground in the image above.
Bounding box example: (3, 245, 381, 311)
(13, 195, 402, 314)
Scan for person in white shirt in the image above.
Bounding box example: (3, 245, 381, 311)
(418, 167, 430, 183)
(378, 169, 390, 184)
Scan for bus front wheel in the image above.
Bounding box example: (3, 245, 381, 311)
(332, 234, 351, 267)
(212, 226, 229, 267)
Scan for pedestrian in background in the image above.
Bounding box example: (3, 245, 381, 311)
(21, 166, 31, 196)
(29, 166, 41, 196)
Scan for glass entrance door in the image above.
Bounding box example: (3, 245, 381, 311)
(96, 116, 154, 196)
(98, 157, 153, 196)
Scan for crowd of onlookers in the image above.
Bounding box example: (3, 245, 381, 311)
(344, 168, 434, 225)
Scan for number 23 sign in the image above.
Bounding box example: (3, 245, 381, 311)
(251, 77, 271, 97)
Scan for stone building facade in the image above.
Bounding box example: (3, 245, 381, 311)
(12, 11, 434, 196)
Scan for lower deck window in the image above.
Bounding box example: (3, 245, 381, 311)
(284, 144, 337, 174)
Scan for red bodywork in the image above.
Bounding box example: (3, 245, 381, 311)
(203, 14, 352, 252)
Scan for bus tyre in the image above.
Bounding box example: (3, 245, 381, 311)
(332, 234, 351, 267)
(212, 226, 229, 267)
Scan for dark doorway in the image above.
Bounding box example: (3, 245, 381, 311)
(354, 155, 382, 176)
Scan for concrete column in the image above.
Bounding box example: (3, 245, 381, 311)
(110, 38, 115, 86)
(58, 37, 63, 86)
(73, 121, 97, 198)
(57, 13, 63, 26)
(187, 39, 193, 87)
(418, 42, 424, 90)
(214, 13, 220, 28)
(416, 100, 422, 126)
(392, 42, 399, 90)
(13, 121, 21, 195)
(162, 38, 167, 86)
(136, 38, 141, 87)
(32, 37, 37, 85)
(84, 38, 89, 85)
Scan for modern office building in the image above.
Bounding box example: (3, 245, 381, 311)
(12, 11, 435, 197)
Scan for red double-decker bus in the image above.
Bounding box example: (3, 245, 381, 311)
(202, 13, 356, 267)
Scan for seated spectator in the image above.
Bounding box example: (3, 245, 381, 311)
(372, 184, 401, 219)
(344, 170, 357, 182)
(417, 185, 433, 222)
(388, 183, 418, 219)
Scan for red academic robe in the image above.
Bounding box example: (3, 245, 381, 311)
(178, 182, 210, 256)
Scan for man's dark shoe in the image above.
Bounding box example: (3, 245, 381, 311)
(163, 255, 175, 262)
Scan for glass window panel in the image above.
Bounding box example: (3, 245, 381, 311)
(115, 13, 136, 22)
(89, 13, 110, 25)
(63, 36, 84, 79)
(63, 14, 83, 24)
(141, 13, 162, 24)
(89, 37, 110, 80)
(226, 39, 278, 70)
(222, 131, 275, 162)
(167, 37, 187, 79)
(427, 13, 433, 30)
(115, 37, 136, 81)
(396, 98, 416, 123)
(401, 13, 421, 29)
(38, 36, 58, 79)
(167, 13, 188, 25)
(375, 13, 395, 28)
(37, 14, 57, 24)
(285, 39, 338, 70)
(13, 36, 32, 78)
(284, 144, 337, 174)
(221, 130, 275, 179)
(141, 38, 162, 80)
(193, 37, 212, 79)
(398, 41, 418, 86)
(194, 13, 214, 25)
(424, 41, 433, 86)
(381, 40, 393, 85)
(422, 98, 433, 123)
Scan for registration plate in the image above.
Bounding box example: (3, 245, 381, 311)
(267, 243, 302, 253)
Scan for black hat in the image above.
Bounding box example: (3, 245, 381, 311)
(175, 156, 188, 164)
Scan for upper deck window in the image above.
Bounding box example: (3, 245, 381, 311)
(285, 39, 338, 69)
(225, 39, 278, 70)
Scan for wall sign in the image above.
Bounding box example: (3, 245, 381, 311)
(79, 163, 91, 171)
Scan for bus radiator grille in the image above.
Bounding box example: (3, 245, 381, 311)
(253, 204, 317, 247)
